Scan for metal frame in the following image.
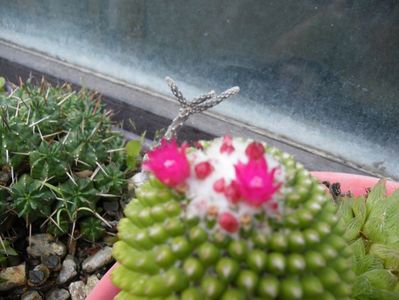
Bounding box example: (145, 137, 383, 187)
(0, 39, 380, 177)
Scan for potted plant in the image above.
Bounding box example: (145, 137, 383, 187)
(87, 79, 399, 300)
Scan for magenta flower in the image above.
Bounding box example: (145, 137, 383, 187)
(234, 157, 280, 206)
(143, 139, 190, 188)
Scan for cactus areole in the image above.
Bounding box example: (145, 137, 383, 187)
(112, 137, 353, 299)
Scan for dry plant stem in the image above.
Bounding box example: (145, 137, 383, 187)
(68, 220, 77, 256)
(133, 77, 240, 187)
(163, 77, 239, 140)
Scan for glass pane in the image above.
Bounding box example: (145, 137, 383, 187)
(0, 1, 398, 177)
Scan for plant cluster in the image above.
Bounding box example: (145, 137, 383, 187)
(0, 77, 139, 261)
(338, 180, 399, 299)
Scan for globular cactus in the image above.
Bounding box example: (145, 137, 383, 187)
(337, 181, 399, 299)
(112, 137, 354, 300)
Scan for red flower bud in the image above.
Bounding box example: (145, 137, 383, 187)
(213, 178, 226, 193)
(245, 142, 265, 160)
(219, 212, 240, 233)
(224, 180, 241, 204)
(220, 135, 235, 154)
(194, 161, 213, 179)
(218, 212, 239, 233)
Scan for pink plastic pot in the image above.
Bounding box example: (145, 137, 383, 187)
(86, 172, 399, 300)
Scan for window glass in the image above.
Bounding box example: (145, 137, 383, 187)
(0, 1, 398, 177)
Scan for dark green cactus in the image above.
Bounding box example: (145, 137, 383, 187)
(112, 138, 354, 300)
(11, 175, 53, 222)
(80, 216, 106, 241)
(0, 77, 134, 244)
(94, 162, 127, 195)
(58, 178, 99, 217)
(29, 141, 71, 181)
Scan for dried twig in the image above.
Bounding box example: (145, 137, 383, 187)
(163, 77, 239, 140)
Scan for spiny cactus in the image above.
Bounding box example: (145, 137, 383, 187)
(112, 137, 353, 300)
(337, 181, 399, 299)
(0, 77, 133, 241)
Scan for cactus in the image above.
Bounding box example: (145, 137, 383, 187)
(0, 77, 133, 242)
(80, 216, 106, 241)
(112, 137, 354, 299)
(337, 181, 399, 299)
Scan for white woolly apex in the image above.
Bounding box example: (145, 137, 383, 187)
(184, 136, 285, 235)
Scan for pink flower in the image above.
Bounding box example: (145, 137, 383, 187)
(234, 157, 280, 206)
(143, 139, 190, 188)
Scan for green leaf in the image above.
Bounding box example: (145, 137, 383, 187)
(0, 77, 5, 91)
(366, 179, 386, 213)
(353, 275, 399, 300)
(0, 240, 18, 256)
(369, 243, 399, 272)
(363, 192, 399, 244)
(353, 196, 367, 225)
(351, 238, 366, 261)
(125, 140, 142, 169)
(361, 269, 397, 290)
(343, 216, 363, 241)
(337, 196, 354, 224)
(355, 255, 385, 275)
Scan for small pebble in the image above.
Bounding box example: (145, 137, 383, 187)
(21, 290, 43, 300)
(27, 234, 66, 258)
(82, 246, 113, 273)
(69, 281, 86, 300)
(46, 288, 70, 300)
(57, 255, 78, 285)
(42, 255, 61, 271)
(28, 264, 50, 287)
(0, 263, 26, 291)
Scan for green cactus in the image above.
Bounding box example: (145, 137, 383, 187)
(112, 137, 353, 299)
(29, 141, 71, 181)
(337, 181, 399, 299)
(80, 216, 106, 241)
(0, 77, 135, 245)
(94, 162, 127, 195)
(11, 174, 53, 222)
(57, 177, 99, 217)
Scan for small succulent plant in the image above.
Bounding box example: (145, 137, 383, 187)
(80, 216, 106, 241)
(11, 174, 53, 222)
(0, 77, 136, 245)
(112, 137, 353, 299)
(337, 181, 399, 299)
